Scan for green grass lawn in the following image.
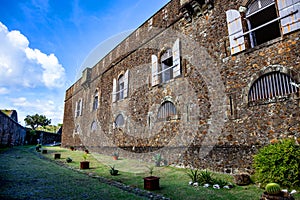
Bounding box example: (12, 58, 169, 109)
(38, 146, 298, 200)
(0, 146, 145, 200)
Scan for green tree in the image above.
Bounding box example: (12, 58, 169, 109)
(24, 114, 51, 130)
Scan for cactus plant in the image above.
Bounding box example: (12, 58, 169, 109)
(265, 183, 281, 195)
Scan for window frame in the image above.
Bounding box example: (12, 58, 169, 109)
(226, 0, 300, 54)
(93, 90, 99, 111)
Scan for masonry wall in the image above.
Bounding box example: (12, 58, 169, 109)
(62, 0, 300, 173)
(0, 111, 26, 146)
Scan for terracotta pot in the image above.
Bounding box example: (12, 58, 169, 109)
(112, 156, 118, 160)
(80, 161, 90, 169)
(143, 176, 160, 191)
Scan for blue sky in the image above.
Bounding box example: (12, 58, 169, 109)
(0, 0, 170, 126)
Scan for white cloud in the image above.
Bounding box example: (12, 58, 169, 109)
(11, 97, 63, 125)
(0, 87, 9, 95)
(25, 48, 66, 88)
(0, 21, 65, 89)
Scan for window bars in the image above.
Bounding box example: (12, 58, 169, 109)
(248, 72, 298, 104)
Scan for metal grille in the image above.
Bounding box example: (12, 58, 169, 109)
(247, 0, 274, 15)
(157, 101, 176, 120)
(115, 114, 124, 127)
(248, 72, 298, 102)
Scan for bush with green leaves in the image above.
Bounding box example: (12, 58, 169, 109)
(253, 139, 300, 187)
(186, 169, 229, 187)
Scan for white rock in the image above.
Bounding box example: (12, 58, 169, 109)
(290, 190, 297, 194)
(223, 185, 230, 189)
(213, 184, 220, 189)
(189, 181, 193, 185)
(193, 182, 199, 187)
(203, 183, 210, 188)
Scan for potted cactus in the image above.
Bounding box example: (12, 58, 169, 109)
(112, 152, 119, 160)
(260, 183, 295, 200)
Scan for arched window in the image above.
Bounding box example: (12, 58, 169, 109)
(160, 48, 173, 83)
(91, 121, 97, 131)
(248, 72, 298, 105)
(157, 101, 177, 121)
(151, 38, 181, 86)
(115, 114, 124, 128)
(93, 90, 99, 110)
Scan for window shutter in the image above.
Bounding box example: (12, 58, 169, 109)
(277, 0, 300, 34)
(79, 99, 83, 116)
(75, 101, 78, 117)
(123, 70, 129, 98)
(112, 78, 117, 102)
(172, 38, 181, 78)
(151, 55, 159, 86)
(226, 9, 246, 55)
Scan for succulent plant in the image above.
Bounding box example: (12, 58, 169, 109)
(265, 183, 281, 195)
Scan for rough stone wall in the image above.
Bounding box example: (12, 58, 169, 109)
(0, 111, 26, 146)
(62, 0, 300, 173)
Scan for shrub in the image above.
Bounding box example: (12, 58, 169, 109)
(198, 170, 214, 185)
(109, 165, 119, 176)
(253, 139, 300, 187)
(186, 169, 200, 183)
(66, 157, 72, 163)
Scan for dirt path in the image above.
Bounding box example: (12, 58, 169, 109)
(0, 147, 144, 200)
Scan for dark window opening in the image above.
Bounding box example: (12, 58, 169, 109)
(247, 0, 280, 47)
(93, 91, 98, 110)
(160, 49, 173, 83)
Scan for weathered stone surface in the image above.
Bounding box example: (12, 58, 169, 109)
(62, 0, 300, 173)
(0, 111, 26, 146)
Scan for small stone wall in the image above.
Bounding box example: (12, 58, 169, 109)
(0, 111, 26, 146)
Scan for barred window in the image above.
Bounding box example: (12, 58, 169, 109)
(115, 114, 124, 128)
(157, 101, 177, 120)
(248, 72, 298, 104)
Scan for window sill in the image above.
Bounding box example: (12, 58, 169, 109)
(244, 37, 282, 55)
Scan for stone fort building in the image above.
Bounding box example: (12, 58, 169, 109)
(62, 0, 300, 173)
